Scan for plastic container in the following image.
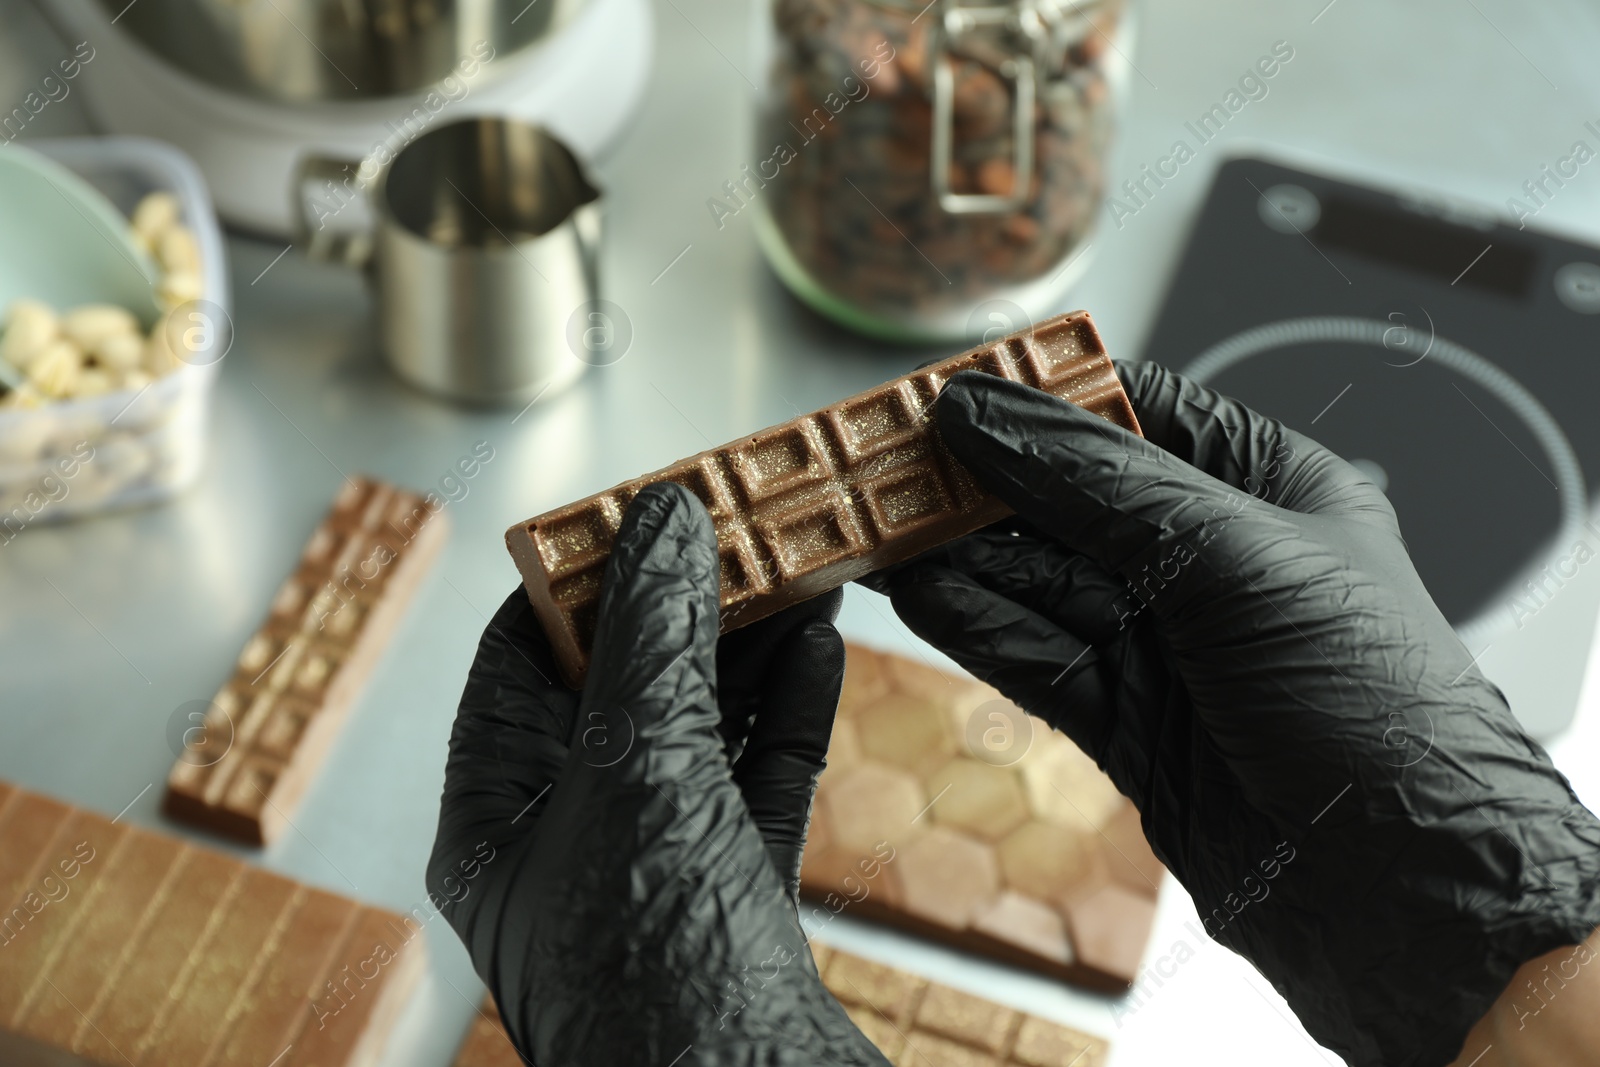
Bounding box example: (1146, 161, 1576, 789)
(752, 0, 1128, 341)
(0, 137, 229, 530)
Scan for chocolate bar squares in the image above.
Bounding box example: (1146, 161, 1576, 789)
(507, 311, 1140, 686)
(815, 943, 1109, 1066)
(0, 781, 423, 1066)
(165, 477, 448, 845)
(802, 644, 1163, 992)
(450, 947, 1109, 1067)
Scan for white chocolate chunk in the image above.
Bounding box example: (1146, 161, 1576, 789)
(92, 331, 145, 372)
(157, 270, 204, 309)
(62, 304, 140, 352)
(158, 226, 202, 274)
(28, 339, 84, 398)
(131, 191, 181, 244)
(2, 299, 59, 371)
(143, 322, 184, 376)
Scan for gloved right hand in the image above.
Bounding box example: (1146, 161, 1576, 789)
(864, 363, 1600, 1067)
(429, 484, 887, 1067)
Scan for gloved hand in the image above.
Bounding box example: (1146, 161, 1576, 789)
(428, 483, 887, 1067)
(863, 364, 1600, 1067)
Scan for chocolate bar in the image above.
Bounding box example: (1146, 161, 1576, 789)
(0, 781, 424, 1066)
(165, 477, 448, 845)
(507, 311, 1139, 686)
(451, 946, 1109, 1066)
(801, 644, 1163, 992)
(815, 943, 1109, 1066)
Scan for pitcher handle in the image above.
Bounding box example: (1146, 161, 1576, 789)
(291, 153, 375, 268)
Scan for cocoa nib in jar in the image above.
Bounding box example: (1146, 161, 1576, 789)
(752, 0, 1124, 335)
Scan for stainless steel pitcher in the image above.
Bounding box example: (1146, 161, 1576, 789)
(297, 118, 603, 405)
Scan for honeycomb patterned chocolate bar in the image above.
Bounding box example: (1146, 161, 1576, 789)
(0, 781, 424, 1067)
(451, 945, 1109, 1067)
(164, 477, 448, 845)
(802, 644, 1164, 993)
(507, 311, 1140, 687)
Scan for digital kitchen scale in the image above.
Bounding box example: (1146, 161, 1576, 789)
(1142, 155, 1600, 739)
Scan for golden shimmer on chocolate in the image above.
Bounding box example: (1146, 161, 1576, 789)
(506, 311, 1141, 687)
(0, 781, 424, 1067)
(164, 476, 448, 845)
(450, 945, 1110, 1067)
(802, 644, 1164, 992)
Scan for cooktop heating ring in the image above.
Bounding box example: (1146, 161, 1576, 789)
(1183, 315, 1586, 647)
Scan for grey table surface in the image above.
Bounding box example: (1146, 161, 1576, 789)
(5, 0, 1600, 1064)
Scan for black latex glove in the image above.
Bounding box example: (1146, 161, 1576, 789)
(863, 364, 1600, 1067)
(428, 483, 887, 1067)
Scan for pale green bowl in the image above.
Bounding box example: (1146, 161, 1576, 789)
(0, 144, 162, 330)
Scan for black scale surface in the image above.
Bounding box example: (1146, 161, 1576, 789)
(1141, 157, 1600, 624)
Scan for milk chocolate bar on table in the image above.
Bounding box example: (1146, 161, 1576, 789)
(164, 476, 448, 845)
(450, 946, 1110, 1067)
(0, 781, 424, 1067)
(507, 311, 1140, 687)
(802, 643, 1164, 993)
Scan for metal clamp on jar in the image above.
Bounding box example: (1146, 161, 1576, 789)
(753, 0, 1127, 341)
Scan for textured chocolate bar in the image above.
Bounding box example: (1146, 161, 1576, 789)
(0, 782, 424, 1067)
(451, 946, 1109, 1067)
(507, 311, 1140, 686)
(164, 477, 448, 845)
(802, 644, 1163, 992)
(816, 943, 1110, 1066)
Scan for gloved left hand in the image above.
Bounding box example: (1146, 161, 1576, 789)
(427, 483, 888, 1067)
(860, 365, 1600, 1067)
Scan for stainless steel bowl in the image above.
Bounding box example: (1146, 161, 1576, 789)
(101, 0, 588, 103)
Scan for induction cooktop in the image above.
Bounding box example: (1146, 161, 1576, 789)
(1141, 155, 1600, 739)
